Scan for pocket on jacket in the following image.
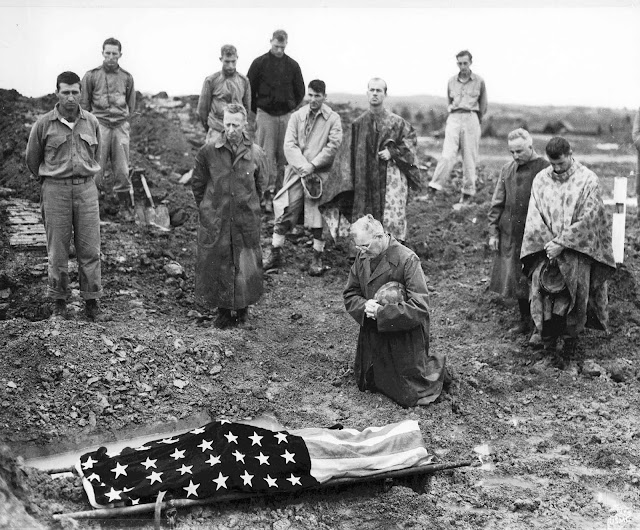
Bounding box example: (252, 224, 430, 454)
(79, 133, 98, 160)
(45, 135, 69, 165)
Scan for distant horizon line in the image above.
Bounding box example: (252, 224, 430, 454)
(2, 86, 633, 112)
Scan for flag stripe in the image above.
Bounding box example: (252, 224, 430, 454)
(291, 420, 433, 483)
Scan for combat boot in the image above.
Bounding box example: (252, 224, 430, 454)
(308, 250, 324, 277)
(85, 299, 108, 322)
(263, 246, 282, 270)
(116, 191, 134, 223)
(51, 299, 67, 320)
(214, 308, 235, 329)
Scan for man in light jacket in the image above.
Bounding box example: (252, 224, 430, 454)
(264, 79, 342, 276)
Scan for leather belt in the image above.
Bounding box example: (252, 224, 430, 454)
(48, 176, 94, 185)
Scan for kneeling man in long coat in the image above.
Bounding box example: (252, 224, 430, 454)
(343, 215, 447, 407)
(192, 104, 267, 328)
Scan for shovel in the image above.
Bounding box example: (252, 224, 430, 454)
(136, 174, 171, 231)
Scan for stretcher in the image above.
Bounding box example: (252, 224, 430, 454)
(43, 418, 478, 526)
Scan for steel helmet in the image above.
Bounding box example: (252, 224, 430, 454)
(374, 281, 407, 305)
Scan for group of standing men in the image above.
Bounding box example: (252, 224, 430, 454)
(190, 30, 448, 407)
(488, 131, 616, 368)
(26, 37, 136, 321)
(192, 30, 428, 330)
(25, 30, 627, 405)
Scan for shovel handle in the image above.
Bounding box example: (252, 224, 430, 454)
(140, 175, 156, 208)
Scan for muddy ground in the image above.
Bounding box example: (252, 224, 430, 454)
(1, 89, 640, 529)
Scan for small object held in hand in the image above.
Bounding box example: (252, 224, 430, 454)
(539, 259, 567, 295)
(301, 174, 322, 200)
(374, 281, 407, 305)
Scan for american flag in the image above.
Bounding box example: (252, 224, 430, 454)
(77, 420, 318, 508)
(77, 420, 432, 508)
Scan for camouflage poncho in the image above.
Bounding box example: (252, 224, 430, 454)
(521, 160, 615, 335)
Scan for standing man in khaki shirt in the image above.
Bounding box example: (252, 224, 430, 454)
(426, 50, 487, 208)
(26, 71, 104, 321)
(197, 44, 251, 144)
(81, 37, 136, 218)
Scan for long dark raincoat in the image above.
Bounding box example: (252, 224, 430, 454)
(343, 237, 447, 408)
(192, 132, 266, 310)
(488, 154, 550, 299)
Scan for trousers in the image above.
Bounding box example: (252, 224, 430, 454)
(41, 178, 102, 300)
(96, 122, 132, 196)
(428, 111, 481, 196)
(255, 109, 290, 193)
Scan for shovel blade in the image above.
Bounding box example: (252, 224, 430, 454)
(135, 204, 171, 231)
(152, 205, 171, 230)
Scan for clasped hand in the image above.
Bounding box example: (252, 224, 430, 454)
(377, 148, 391, 161)
(364, 299, 382, 320)
(544, 241, 563, 260)
(298, 162, 315, 177)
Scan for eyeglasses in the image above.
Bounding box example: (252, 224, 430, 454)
(354, 234, 383, 251)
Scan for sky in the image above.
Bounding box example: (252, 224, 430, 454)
(1, 0, 639, 109)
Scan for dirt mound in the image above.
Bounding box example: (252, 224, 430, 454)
(0, 89, 56, 202)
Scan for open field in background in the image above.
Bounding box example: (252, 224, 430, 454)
(418, 134, 639, 200)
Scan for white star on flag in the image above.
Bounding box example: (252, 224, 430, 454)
(249, 431, 263, 446)
(240, 470, 254, 486)
(255, 452, 270, 465)
(177, 464, 193, 475)
(232, 450, 246, 463)
(183, 480, 200, 498)
(87, 473, 100, 482)
(190, 427, 205, 434)
(170, 448, 186, 460)
(141, 457, 157, 470)
(212, 472, 228, 490)
(131, 498, 140, 505)
(134, 445, 151, 451)
(264, 475, 278, 488)
(111, 462, 129, 479)
(281, 450, 296, 464)
(224, 431, 238, 444)
(205, 454, 221, 467)
(160, 438, 179, 444)
(275, 432, 288, 444)
(286, 474, 301, 486)
(123, 487, 134, 493)
(82, 456, 98, 470)
(197, 439, 213, 452)
(111, 462, 128, 478)
(146, 471, 163, 485)
(104, 487, 122, 502)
